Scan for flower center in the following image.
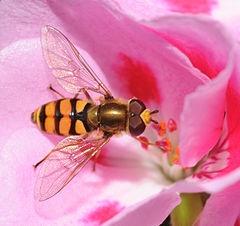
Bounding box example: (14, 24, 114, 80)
(137, 118, 188, 181)
(137, 118, 230, 181)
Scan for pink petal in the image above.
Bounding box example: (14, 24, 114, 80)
(104, 190, 181, 226)
(144, 14, 234, 79)
(162, 0, 217, 14)
(224, 46, 240, 172)
(103, 179, 210, 226)
(198, 182, 240, 226)
(213, 1, 240, 42)
(200, 167, 240, 193)
(0, 128, 163, 224)
(97, 6, 239, 168)
(0, 1, 60, 49)
(102, 0, 166, 21)
(1, 154, 123, 226)
(80, 200, 124, 226)
(102, 0, 217, 19)
(105, 173, 240, 226)
(115, 53, 160, 103)
(179, 55, 233, 167)
(48, 0, 205, 120)
(0, 39, 54, 151)
(0, 128, 70, 225)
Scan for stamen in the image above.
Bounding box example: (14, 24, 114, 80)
(159, 121, 167, 136)
(145, 118, 181, 167)
(170, 147, 180, 164)
(192, 136, 230, 179)
(167, 118, 177, 132)
(155, 138, 171, 152)
(138, 136, 150, 150)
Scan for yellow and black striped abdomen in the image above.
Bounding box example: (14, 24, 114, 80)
(31, 99, 93, 136)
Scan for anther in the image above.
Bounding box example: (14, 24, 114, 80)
(170, 147, 180, 164)
(155, 138, 171, 152)
(167, 118, 177, 132)
(159, 122, 167, 136)
(138, 136, 149, 150)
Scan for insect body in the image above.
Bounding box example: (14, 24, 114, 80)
(31, 99, 92, 135)
(32, 98, 154, 137)
(32, 25, 158, 201)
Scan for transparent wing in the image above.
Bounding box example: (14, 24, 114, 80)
(34, 132, 110, 201)
(41, 25, 112, 98)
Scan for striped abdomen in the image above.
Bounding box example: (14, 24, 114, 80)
(31, 99, 93, 135)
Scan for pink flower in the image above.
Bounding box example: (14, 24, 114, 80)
(103, 1, 240, 225)
(0, 1, 240, 226)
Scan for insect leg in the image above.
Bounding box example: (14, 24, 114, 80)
(92, 148, 103, 172)
(74, 88, 93, 101)
(33, 151, 52, 169)
(92, 134, 112, 171)
(48, 84, 65, 98)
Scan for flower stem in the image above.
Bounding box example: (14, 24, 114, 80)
(171, 193, 205, 226)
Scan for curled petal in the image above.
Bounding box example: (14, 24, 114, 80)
(104, 190, 181, 226)
(142, 14, 234, 79)
(179, 53, 234, 167)
(224, 46, 240, 172)
(107, 171, 240, 226)
(102, 0, 217, 18)
(198, 182, 240, 226)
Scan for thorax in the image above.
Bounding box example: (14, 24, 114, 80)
(87, 100, 128, 134)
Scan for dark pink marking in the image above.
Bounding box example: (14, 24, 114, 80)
(224, 87, 240, 173)
(82, 200, 123, 224)
(164, 0, 217, 14)
(193, 128, 230, 179)
(116, 53, 161, 104)
(157, 33, 221, 78)
(234, 218, 240, 226)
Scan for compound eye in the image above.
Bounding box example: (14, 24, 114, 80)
(129, 115, 146, 136)
(129, 99, 146, 115)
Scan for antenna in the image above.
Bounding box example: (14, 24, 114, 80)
(150, 110, 159, 115)
(150, 119, 158, 124)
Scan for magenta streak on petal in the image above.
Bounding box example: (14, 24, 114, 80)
(104, 191, 180, 226)
(235, 218, 240, 226)
(179, 54, 233, 167)
(224, 87, 240, 173)
(115, 53, 161, 104)
(157, 33, 221, 78)
(163, 0, 217, 14)
(81, 200, 124, 225)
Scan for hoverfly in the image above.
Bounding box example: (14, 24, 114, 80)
(32, 25, 158, 201)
